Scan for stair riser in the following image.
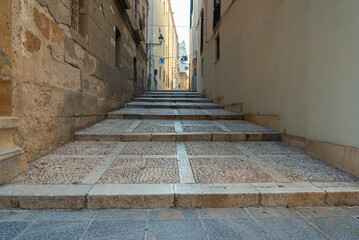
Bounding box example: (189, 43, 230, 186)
(124, 104, 223, 109)
(133, 99, 212, 103)
(108, 114, 244, 120)
(1, 183, 357, 209)
(140, 95, 202, 98)
(75, 133, 282, 142)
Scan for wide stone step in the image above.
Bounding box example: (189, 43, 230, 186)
(140, 94, 202, 98)
(108, 108, 243, 120)
(124, 102, 223, 109)
(0, 182, 357, 209)
(144, 91, 201, 95)
(76, 132, 282, 142)
(3, 140, 357, 209)
(75, 119, 281, 142)
(133, 97, 212, 103)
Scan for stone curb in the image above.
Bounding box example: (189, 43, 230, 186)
(74, 132, 282, 142)
(0, 182, 357, 209)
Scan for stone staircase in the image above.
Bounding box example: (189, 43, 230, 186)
(0, 91, 358, 209)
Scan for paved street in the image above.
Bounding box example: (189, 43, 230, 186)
(0, 207, 358, 240)
(1, 91, 358, 210)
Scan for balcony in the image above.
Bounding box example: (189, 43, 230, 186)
(134, 12, 145, 41)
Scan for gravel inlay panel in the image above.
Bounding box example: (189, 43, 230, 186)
(241, 142, 305, 155)
(80, 120, 135, 133)
(51, 141, 118, 155)
(190, 157, 274, 183)
(185, 142, 243, 155)
(177, 109, 207, 115)
(183, 126, 224, 133)
(11, 156, 101, 185)
(146, 108, 175, 115)
(121, 142, 176, 155)
(180, 120, 213, 125)
(99, 158, 179, 184)
(134, 121, 175, 133)
(217, 120, 275, 132)
(257, 155, 359, 182)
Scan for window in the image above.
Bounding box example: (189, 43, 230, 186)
(115, 28, 121, 67)
(133, 57, 137, 83)
(201, 58, 204, 77)
(71, 0, 88, 37)
(213, 0, 221, 29)
(200, 12, 204, 53)
(159, 67, 162, 79)
(215, 34, 220, 61)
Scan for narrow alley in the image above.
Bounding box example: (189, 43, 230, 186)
(1, 0, 359, 239)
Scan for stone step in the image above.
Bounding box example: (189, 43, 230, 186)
(140, 94, 202, 98)
(75, 132, 282, 142)
(124, 102, 223, 109)
(133, 97, 212, 103)
(0, 182, 357, 209)
(144, 91, 201, 95)
(108, 108, 243, 120)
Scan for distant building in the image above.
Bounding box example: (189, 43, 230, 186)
(147, 0, 179, 90)
(178, 41, 189, 90)
(189, 0, 199, 91)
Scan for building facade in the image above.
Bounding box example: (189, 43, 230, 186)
(189, 0, 199, 91)
(147, 0, 179, 90)
(0, 0, 148, 183)
(178, 41, 189, 89)
(197, 0, 359, 177)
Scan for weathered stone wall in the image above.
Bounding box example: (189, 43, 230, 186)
(9, 0, 147, 161)
(0, 0, 13, 116)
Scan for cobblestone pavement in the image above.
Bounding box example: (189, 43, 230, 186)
(11, 141, 357, 185)
(0, 207, 358, 240)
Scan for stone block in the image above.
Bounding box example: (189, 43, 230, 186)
(0, 185, 91, 209)
(252, 182, 326, 207)
(87, 184, 175, 209)
(0, 117, 26, 185)
(151, 133, 176, 142)
(212, 133, 244, 142)
(174, 183, 260, 208)
(120, 133, 152, 142)
(176, 133, 211, 142)
(312, 182, 359, 206)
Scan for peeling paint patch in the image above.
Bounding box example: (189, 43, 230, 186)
(24, 31, 41, 53)
(0, 50, 13, 80)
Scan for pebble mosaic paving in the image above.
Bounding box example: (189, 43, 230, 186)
(10, 140, 358, 185)
(77, 119, 276, 135)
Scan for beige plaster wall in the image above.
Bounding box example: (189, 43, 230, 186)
(199, 0, 359, 148)
(306, 0, 359, 148)
(198, 0, 359, 175)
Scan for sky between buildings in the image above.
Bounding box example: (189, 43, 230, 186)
(170, 0, 190, 57)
